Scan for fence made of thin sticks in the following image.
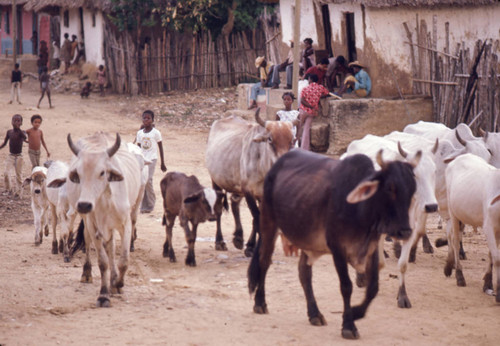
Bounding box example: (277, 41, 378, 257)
(103, 23, 267, 96)
(404, 15, 499, 132)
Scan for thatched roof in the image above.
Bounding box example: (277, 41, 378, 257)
(23, 0, 111, 12)
(317, 0, 499, 7)
(0, 0, 29, 5)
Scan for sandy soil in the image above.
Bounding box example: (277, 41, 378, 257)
(0, 77, 499, 346)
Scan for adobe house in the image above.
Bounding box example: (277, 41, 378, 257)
(279, 0, 500, 97)
(24, 0, 109, 66)
(0, 0, 38, 56)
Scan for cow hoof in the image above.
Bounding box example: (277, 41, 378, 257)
(459, 249, 467, 260)
(63, 256, 71, 263)
(215, 241, 228, 251)
(52, 243, 59, 255)
(130, 243, 135, 252)
(253, 304, 268, 314)
(355, 272, 366, 288)
(35, 240, 42, 246)
(111, 286, 123, 294)
(81, 275, 93, 283)
(44, 226, 49, 237)
(185, 258, 197, 267)
(96, 297, 111, 308)
(393, 242, 402, 258)
(341, 328, 360, 340)
(169, 256, 177, 263)
(444, 263, 453, 277)
(309, 314, 327, 326)
(58, 242, 64, 253)
(397, 295, 412, 309)
(456, 270, 466, 287)
(244, 247, 254, 258)
(233, 237, 244, 250)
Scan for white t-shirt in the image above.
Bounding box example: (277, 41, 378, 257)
(136, 127, 162, 161)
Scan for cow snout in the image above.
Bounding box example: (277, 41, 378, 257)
(34, 189, 41, 194)
(393, 227, 412, 241)
(425, 204, 438, 213)
(77, 202, 93, 214)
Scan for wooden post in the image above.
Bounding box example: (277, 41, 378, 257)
(12, 0, 17, 64)
(292, 0, 301, 107)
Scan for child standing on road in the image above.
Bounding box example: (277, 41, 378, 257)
(9, 63, 23, 105)
(26, 115, 50, 168)
(37, 67, 53, 109)
(97, 65, 106, 97)
(136, 110, 167, 213)
(0, 114, 27, 196)
(275, 92, 300, 147)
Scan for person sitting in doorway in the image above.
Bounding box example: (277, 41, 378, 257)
(337, 61, 371, 97)
(326, 55, 349, 92)
(270, 40, 294, 89)
(248, 56, 275, 110)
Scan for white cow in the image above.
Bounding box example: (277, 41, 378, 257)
(342, 134, 436, 308)
(44, 160, 79, 262)
(66, 132, 143, 307)
(23, 167, 50, 246)
(445, 154, 500, 303)
(479, 129, 500, 168)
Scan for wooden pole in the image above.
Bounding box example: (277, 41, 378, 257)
(12, 0, 17, 64)
(292, 0, 301, 107)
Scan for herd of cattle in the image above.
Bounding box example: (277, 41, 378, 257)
(22, 108, 500, 339)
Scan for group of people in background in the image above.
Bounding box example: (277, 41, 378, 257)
(248, 37, 372, 150)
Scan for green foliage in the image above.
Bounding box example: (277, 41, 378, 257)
(109, 0, 157, 32)
(158, 0, 271, 37)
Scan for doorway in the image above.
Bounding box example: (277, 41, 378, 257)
(345, 12, 356, 62)
(321, 5, 333, 58)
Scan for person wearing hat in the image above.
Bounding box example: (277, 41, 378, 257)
(248, 56, 275, 110)
(338, 61, 371, 97)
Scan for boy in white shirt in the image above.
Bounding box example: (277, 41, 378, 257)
(136, 110, 167, 213)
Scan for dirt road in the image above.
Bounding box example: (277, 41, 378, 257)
(0, 77, 498, 345)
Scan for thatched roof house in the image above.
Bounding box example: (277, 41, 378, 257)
(279, 0, 499, 97)
(23, 0, 111, 12)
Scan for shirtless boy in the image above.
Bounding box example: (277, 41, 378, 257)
(0, 114, 27, 195)
(26, 114, 50, 168)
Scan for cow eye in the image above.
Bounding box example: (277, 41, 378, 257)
(100, 171, 105, 177)
(69, 171, 80, 183)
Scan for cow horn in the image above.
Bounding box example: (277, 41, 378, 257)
(107, 133, 121, 157)
(455, 129, 467, 147)
(397, 141, 408, 158)
(376, 149, 388, 170)
(479, 127, 488, 140)
(67, 134, 80, 156)
(431, 138, 439, 154)
(254, 108, 266, 127)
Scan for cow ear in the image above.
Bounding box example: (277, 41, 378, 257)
(48, 178, 67, 188)
(252, 134, 269, 143)
(346, 180, 379, 204)
(184, 192, 202, 204)
(22, 178, 32, 187)
(107, 170, 124, 182)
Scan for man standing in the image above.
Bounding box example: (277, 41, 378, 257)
(60, 33, 71, 74)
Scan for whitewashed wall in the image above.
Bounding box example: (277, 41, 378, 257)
(59, 8, 80, 44)
(281, 1, 500, 77)
(82, 10, 104, 66)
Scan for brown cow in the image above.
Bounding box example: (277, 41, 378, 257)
(160, 172, 228, 266)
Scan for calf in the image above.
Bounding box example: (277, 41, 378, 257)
(248, 149, 418, 339)
(445, 153, 500, 303)
(160, 172, 227, 266)
(23, 167, 50, 246)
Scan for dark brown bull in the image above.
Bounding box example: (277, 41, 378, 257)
(248, 149, 419, 339)
(160, 172, 228, 266)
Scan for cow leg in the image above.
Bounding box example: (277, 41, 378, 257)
(212, 183, 227, 251)
(248, 199, 278, 315)
(130, 224, 137, 253)
(446, 216, 466, 286)
(61, 210, 76, 263)
(230, 194, 244, 250)
(114, 219, 132, 295)
(95, 238, 111, 307)
(184, 221, 198, 267)
(482, 220, 500, 302)
(331, 250, 357, 339)
(163, 213, 177, 262)
(396, 226, 418, 308)
(33, 204, 43, 245)
(81, 225, 93, 283)
(422, 234, 433, 254)
(50, 204, 58, 255)
(299, 251, 326, 326)
(483, 253, 493, 293)
(244, 194, 259, 257)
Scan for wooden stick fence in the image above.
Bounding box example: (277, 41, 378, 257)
(103, 23, 267, 96)
(404, 16, 499, 132)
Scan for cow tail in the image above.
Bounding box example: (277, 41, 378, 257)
(69, 219, 85, 257)
(247, 236, 262, 295)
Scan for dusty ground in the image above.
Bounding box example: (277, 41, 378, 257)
(0, 77, 499, 346)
